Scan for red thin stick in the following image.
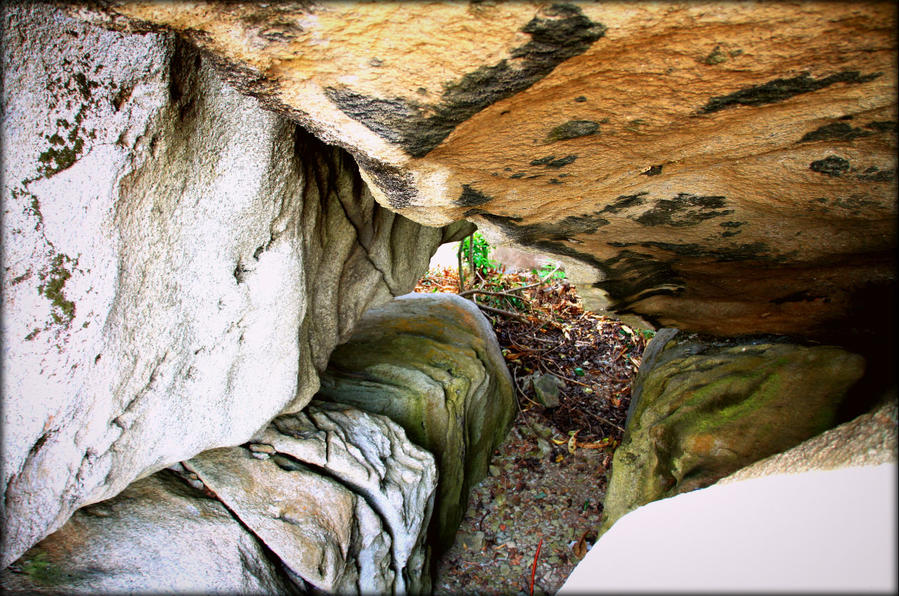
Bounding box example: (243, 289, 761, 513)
(529, 537, 543, 596)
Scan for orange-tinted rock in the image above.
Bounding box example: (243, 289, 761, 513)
(80, 2, 896, 338)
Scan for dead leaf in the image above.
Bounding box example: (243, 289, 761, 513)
(572, 530, 589, 558)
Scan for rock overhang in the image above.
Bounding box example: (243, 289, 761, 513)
(80, 1, 897, 341)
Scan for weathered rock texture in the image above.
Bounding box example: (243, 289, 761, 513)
(1, 4, 467, 567)
(186, 447, 393, 594)
(79, 1, 898, 339)
(0, 471, 301, 594)
(600, 330, 866, 534)
(252, 402, 437, 594)
(317, 293, 516, 550)
(719, 392, 897, 483)
(1, 402, 437, 594)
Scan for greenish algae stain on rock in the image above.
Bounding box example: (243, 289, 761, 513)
(316, 294, 516, 552)
(599, 331, 865, 536)
(38, 253, 77, 327)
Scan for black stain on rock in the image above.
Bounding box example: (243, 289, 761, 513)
(325, 4, 605, 157)
(641, 164, 663, 176)
(800, 122, 872, 143)
(479, 211, 609, 245)
(548, 155, 577, 168)
(574, 95, 588, 102)
(530, 154, 577, 168)
(609, 240, 774, 262)
(634, 193, 732, 227)
(531, 155, 556, 166)
(456, 184, 494, 207)
(545, 120, 599, 143)
(510, 172, 525, 179)
(549, 178, 563, 185)
(720, 220, 744, 237)
(352, 152, 417, 209)
(856, 167, 895, 182)
(601, 192, 648, 214)
(700, 71, 882, 114)
(597, 250, 685, 306)
(809, 155, 851, 177)
(865, 121, 897, 133)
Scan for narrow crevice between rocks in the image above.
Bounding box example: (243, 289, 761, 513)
(163, 466, 308, 594)
(262, 448, 405, 589)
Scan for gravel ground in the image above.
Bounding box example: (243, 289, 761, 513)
(433, 413, 615, 595)
(417, 263, 646, 594)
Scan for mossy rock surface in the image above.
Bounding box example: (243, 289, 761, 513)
(600, 330, 865, 535)
(317, 293, 516, 551)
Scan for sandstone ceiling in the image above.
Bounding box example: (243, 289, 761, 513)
(82, 1, 897, 339)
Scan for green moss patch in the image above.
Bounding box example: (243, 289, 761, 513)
(38, 253, 77, 326)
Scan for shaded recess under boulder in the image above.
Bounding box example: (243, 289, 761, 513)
(600, 329, 866, 535)
(1, 402, 437, 595)
(1, 3, 469, 568)
(317, 293, 517, 551)
(77, 1, 898, 341)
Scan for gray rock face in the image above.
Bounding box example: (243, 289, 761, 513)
(0, 471, 300, 594)
(1, 3, 467, 566)
(254, 402, 438, 594)
(317, 293, 517, 550)
(1, 402, 437, 594)
(186, 447, 393, 594)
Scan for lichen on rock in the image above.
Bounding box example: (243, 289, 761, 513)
(599, 330, 866, 535)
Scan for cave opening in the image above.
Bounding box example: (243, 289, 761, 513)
(413, 234, 655, 592)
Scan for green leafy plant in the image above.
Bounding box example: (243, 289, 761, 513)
(459, 232, 496, 277)
(533, 262, 566, 281)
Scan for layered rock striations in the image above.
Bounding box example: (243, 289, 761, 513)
(81, 1, 898, 339)
(318, 293, 517, 550)
(1, 403, 437, 594)
(1, 3, 467, 567)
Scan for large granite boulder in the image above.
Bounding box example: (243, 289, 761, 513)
(77, 2, 897, 340)
(317, 293, 516, 550)
(600, 330, 866, 534)
(719, 392, 897, 483)
(0, 471, 301, 594)
(1, 4, 468, 567)
(1, 402, 437, 594)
